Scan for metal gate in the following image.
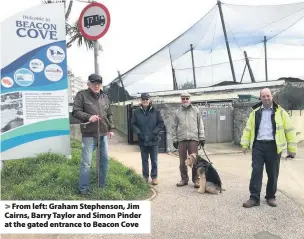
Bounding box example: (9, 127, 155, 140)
(200, 107, 233, 143)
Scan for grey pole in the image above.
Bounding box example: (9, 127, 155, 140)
(217, 0, 236, 82)
(169, 51, 178, 90)
(264, 36, 268, 81)
(190, 44, 197, 88)
(93, 39, 100, 190)
(94, 40, 100, 75)
(244, 51, 256, 83)
(240, 63, 247, 83)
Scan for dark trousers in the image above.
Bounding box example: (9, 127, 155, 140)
(249, 140, 281, 202)
(178, 140, 198, 183)
(140, 145, 158, 179)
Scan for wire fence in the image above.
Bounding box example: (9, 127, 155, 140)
(104, 1, 304, 99)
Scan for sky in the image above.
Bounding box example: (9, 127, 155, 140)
(1, 0, 304, 95)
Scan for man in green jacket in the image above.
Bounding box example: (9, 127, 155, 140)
(72, 74, 115, 195)
(172, 92, 205, 188)
(241, 88, 296, 208)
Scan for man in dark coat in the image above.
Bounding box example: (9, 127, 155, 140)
(130, 93, 164, 185)
(72, 74, 115, 195)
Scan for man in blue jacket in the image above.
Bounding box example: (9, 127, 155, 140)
(130, 93, 164, 185)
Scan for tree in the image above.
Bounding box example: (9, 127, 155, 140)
(273, 83, 304, 110)
(104, 82, 134, 103)
(41, 0, 101, 50)
(66, 19, 101, 50)
(180, 81, 195, 90)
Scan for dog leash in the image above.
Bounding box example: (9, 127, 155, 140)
(198, 143, 213, 164)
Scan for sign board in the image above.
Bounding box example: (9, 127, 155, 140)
(78, 2, 111, 40)
(0, 3, 70, 160)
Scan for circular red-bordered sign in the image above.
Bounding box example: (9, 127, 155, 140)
(78, 2, 111, 40)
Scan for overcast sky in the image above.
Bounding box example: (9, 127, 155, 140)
(1, 0, 303, 95)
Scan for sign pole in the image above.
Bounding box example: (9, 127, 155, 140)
(94, 40, 100, 75)
(94, 40, 100, 190)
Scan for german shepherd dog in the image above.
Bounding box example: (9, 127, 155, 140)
(185, 153, 223, 194)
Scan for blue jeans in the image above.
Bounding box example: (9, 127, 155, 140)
(79, 136, 109, 192)
(140, 145, 158, 179)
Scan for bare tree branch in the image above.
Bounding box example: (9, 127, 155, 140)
(41, 0, 101, 51)
(65, 0, 74, 20)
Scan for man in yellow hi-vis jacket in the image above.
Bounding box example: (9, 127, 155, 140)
(241, 88, 297, 208)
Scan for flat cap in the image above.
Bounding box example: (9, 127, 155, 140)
(181, 92, 191, 97)
(140, 92, 150, 99)
(88, 74, 102, 83)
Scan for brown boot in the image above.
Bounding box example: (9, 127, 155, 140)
(266, 199, 277, 207)
(243, 199, 260, 208)
(151, 178, 158, 185)
(176, 180, 188, 187)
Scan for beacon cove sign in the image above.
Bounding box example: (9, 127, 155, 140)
(16, 15, 58, 40)
(1, 2, 71, 161)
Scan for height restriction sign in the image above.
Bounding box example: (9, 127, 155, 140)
(78, 2, 111, 40)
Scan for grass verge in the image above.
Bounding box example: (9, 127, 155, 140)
(1, 139, 150, 200)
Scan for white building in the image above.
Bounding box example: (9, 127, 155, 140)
(68, 75, 86, 103)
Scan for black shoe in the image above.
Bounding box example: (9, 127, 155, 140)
(176, 180, 188, 187)
(79, 190, 89, 195)
(266, 199, 277, 207)
(243, 199, 260, 208)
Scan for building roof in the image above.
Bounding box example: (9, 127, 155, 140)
(112, 78, 304, 105)
(114, 88, 263, 105)
(146, 80, 286, 97)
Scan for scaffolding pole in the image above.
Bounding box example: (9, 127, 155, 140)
(264, 36, 268, 81)
(244, 51, 256, 83)
(217, 0, 236, 82)
(190, 44, 197, 88)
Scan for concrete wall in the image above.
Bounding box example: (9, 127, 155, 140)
(233, 101, 257, 145)
(154, 103, 180, 152)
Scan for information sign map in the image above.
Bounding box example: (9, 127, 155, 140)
(0, 3, 70, 160)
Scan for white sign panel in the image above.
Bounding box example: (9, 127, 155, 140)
(0, 3, 70, 160)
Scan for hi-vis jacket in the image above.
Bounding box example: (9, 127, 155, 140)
(240, 101, 297, 155)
